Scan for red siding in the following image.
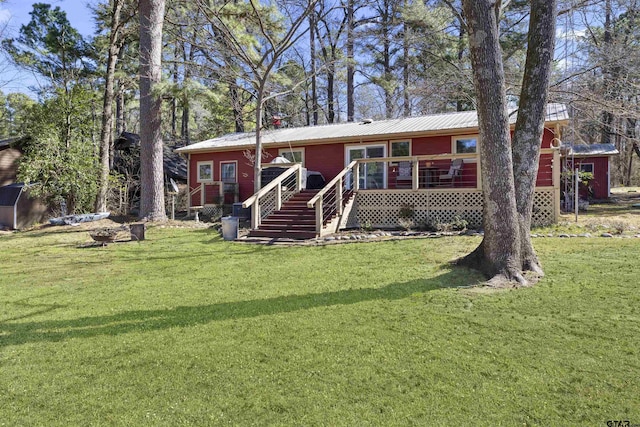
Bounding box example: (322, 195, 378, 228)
(304, 144, 345, 179)
(570, 156, 610, 199)
(188, 126, 563, 202)
(536, 153, 554, 187)
(412, 135, 451, 155)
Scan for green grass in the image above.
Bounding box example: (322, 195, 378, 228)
(1, 227, 639, 425)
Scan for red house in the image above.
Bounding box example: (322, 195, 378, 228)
(177, 104, 570, 239)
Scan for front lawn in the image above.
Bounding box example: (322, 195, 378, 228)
(1, 227, 638, 425)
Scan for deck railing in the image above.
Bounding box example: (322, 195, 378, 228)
(354, 153, 481, 190)
(348, 148, 558, 191)
(307, 160, 357, 234)
(242, 163, 304, 229)
(188, 181, 239, 215)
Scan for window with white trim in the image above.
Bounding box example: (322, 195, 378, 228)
(197, 161, 214, 183)
(452, 135, 478, 154)
(220, 161, 237, 183)
(391, 140, 411, 157)
(579, 163, 594, 174)
(279, 147, 305, 165)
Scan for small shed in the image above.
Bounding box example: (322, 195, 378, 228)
(562, 143, 619, 199)
(0, 183, 50, 230)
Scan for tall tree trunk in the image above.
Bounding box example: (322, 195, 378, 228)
(326, 44, 336, 123)
(95, 0, 125, 213)
(456, 21, 465, 112)
(114, 84, 125, 169)
(601, 0, 614, 145)
(458, 0, 524, 284)
(310, 12, 318, 125)
(346, 0, 355, 122)
(402, 0, 410, 117)
(382, 1, 393, 119)
(172, 42, 179, 139)
(230, 81, 244, 133)
(254, 85, 265, 193)
(181, 32, 196, 145)
(626, 118, 637, 186)
(139, 0, 167, 221)
(116, 46, 126, 138)
(181, 102, 190, 144)
(327, 66, 335, 123)
(512, 0, 557, 276)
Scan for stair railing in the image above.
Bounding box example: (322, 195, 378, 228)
(307, 160, 358, 234)
(242, 163, 304, 230)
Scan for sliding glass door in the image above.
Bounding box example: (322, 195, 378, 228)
(346, 145, 386, 189)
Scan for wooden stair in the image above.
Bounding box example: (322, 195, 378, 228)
(248, 190, 320, 239)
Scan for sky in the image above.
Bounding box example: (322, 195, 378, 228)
(1, 0, 96, 96)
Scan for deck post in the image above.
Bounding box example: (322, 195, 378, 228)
(200, 183, 205, 206)
(476, 153, 482, 190)
(354, 163, 360, 190)
(553, 146, 561, 222)
(275, 183, 282, 211)
(336, 177, 343, 215)
(412, 157, 419, 190)
(296, 164, 303, 191)
(251, 203, 260, 229)
(315, 195, 323, 234)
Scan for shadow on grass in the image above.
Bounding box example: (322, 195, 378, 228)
(0, 268, 481, 347)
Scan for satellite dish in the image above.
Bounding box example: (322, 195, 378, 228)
(170, 178, 179, 193)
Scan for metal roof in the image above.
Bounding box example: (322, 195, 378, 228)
(563, 143, 619, 157)
(0, 136, 28, 150)
(177, 103, 569, 154)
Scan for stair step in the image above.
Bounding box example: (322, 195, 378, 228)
(262, 219, 316, 225)
(248, 230, 318, 240)
(271, 209, 315, 215)
(258, 225, 316, 232)
(272, 207, 315, 213)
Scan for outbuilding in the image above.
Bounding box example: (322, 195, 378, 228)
(0, 183, 50, 230)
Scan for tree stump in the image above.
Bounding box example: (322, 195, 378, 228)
(130, 223, 146, 241)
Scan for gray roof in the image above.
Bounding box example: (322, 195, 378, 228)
(0, 183, 23, 207)
(0, 136, 28, 150)
(563, 143, 619, 157)
(177, 103, 569, 153)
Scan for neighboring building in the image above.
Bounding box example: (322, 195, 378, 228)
(114, 132, 188, 183)
(0, 137, 50, 229)
(561, 143, 619, 200)
(0, 137, 25, 187)
(0, 183, 50, 230)
(177, 105, 572, 238)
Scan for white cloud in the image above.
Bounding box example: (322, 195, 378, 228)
(556, 28, 587, 40)
(0, 8, 11, 25)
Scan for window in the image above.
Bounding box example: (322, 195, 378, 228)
(279, 148, 305, 165)
(197, 161, 213, 183)
(579, 163, 594, 174)
(220, 161, 237, 183)
(391, 140, 411, 157)
(452, 135, 478, 154)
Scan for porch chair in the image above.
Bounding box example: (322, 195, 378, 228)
(439, 158, 463, 186)
(395, 161, 413, 189)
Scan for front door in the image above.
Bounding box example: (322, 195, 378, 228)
(346, 145, 387, 189)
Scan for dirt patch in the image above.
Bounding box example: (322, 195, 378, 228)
(8, 214, 213, 237)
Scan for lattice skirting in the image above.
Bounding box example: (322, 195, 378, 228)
(346, 189, 556, 229)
